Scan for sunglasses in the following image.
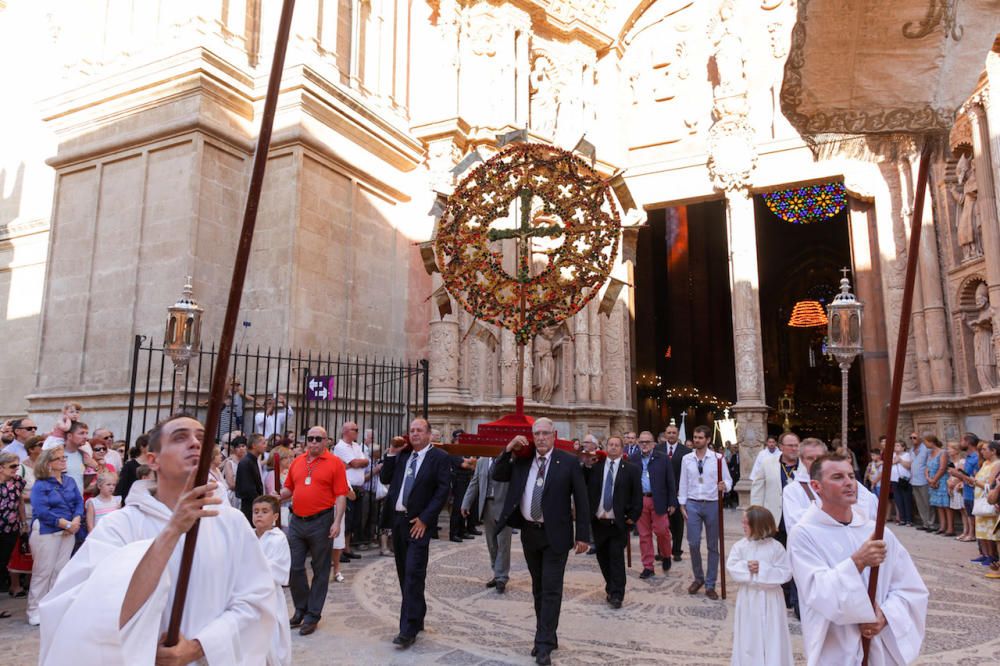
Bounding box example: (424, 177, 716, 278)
(4, 464, 18, 470)
(16, 426, 37, 432)
(306, 436, 326, 442)
(93, 447, 106, 452)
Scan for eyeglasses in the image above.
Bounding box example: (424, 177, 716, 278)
(4, 464, 18, 470)
(16, 426, 37, 432)
(533, 430, 554, 436)
(93, 447, 106, 452)
(306, 436, 326, 442)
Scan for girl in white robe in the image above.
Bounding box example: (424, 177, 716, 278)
(253, 495, 292, 666)
(726, 505, 794, 666)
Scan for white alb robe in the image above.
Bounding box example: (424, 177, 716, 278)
(39, 482, 277, 665)
(782, 469, 878, 534)
(726, 536, 794, 666)
(259, 527, 292, 666)
(749, 446, 782, 481)
(788, 504, 928, 666)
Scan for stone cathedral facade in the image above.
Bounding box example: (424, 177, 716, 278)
(1, 1, 999, 476)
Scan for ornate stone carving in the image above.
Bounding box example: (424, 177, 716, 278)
(901, 0, 963, 42)
(964, 282, 997, 391)
(428, 319, 460, 394)
(529, 50, 558, 138)
(767, 22, 787, 59)
(952, 154, 983, 261)
(532, 327, 558, 403)
(707, 119, 758, 192)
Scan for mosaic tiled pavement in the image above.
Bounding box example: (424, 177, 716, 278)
(0, 507, 997, 665)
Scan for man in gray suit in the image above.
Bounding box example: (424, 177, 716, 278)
(462, 454, 512, 593)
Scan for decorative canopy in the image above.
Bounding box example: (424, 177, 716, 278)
(763, 182, 847, 224)
(788, 299, 829, 328)
(781, 0, 1000, 137)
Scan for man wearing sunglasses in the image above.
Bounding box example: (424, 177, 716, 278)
(4, 418, 37, 462)
(279, 426, 349, 636)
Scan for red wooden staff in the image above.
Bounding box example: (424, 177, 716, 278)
(717, 453, 726, 599)
(862, 143, 932, 664)
(164, 0, 297, 646)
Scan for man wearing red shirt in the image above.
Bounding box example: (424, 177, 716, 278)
(280, 425, 348, 636)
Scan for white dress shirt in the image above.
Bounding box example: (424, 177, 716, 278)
(394, 447, 427, 512)
(254, 406, 294, 440)
(520, 453, 550, 522)
(596, 457, 622, 519)
(665, 442, 681, 459)
(677, 450, 733, 505)
(333, 439, 369, 487)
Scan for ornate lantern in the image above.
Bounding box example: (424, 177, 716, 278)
(164, 277, 203, 412)
(826, 270, 863, 449)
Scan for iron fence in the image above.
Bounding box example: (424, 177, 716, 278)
(124, 334, 429, 542)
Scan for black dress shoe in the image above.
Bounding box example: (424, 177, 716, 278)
(486, 578, 497, 588)
(289, 612, 305, 628)
(449, 536, 463, 543)
(496, 581, 506, 593)
(468, 528, 483, 535)
(299, 622, 318, 636)
(346, 551, 362, 559)
(536, 652, 552, 665)
(392, 634, 416, 648)
(339, 553, 351, 563)
(461, 534, 475, 540)
(662, 558, 672, 572)
(530, 643, 558, 655)
(639, 568, 654, 579)
(610, 597, 622, 609)
(673, 554, 683, 562)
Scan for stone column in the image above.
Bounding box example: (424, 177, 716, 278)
(724, 189, 768, 479)
(912, 156, 954, 395)
(968, 102, 1000, 367)
(428, 317, 461, 399)
(589, 302, 603, 403)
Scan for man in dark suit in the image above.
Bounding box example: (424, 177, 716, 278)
(493, 417, 590, 666)
(380, 418, 452, 649)
(585, 435, 642, 608)
(661, 424, 690, 561)
(635, 431, 677, 577)
(235, 433, 266, 524)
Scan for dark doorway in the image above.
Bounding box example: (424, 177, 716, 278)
(754, 191, 866, 449)
(634, 201, 736, 435)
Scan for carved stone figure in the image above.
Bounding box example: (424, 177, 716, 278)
(952, 155, 981, 260)
(965, 283, 996, 391)
(529, 52, 558, 138)
(532, 327, 557, 403)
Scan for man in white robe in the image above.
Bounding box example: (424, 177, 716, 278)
(788, 453, 928, 666)
(39, 416, 277, 665)
(783, 438, 878, 534)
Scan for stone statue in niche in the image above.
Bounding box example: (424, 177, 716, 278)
(952, 154, 982, 260)
(532, 327, 559, 403)
(708, 0, 749, 120)
(965, 282, 996, 391)
(529, 52, 558, 138)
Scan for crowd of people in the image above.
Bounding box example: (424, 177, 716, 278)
(1, 398, 997, 665)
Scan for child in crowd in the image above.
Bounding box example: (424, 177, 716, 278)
(726, 505, 794, 666)
(49, 402, 82, 440)
(135, 465, 153, 482)
(85, 471, 121, 533)
(253, 495, 291, 666)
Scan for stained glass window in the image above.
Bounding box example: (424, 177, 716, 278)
(763, 182, 847, 224)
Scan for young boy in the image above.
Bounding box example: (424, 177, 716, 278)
(253, 495, 291, 666)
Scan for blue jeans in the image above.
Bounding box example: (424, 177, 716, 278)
(892, 481, 913, 524)
(685, 499, 720, 589)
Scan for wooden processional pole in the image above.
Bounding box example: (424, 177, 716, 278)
(861, 143, 931, 664)
(717, 454, 727, 599)
(164, 0, 297, 646)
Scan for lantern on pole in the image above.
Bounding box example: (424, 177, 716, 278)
(164, 276, 203, 414)
(826, 269, 863, 451)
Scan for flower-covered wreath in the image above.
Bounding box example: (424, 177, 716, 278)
(435, 143, 621, 344)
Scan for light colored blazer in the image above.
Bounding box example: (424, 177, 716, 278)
(750, 454, 785, 526)
(461, 456, 508, 520)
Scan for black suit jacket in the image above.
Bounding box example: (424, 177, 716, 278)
(379, 446, 452, 530)
(492, 448, 591, 552)
(665, 442, 690, 490)
(638, 451, 678, 515)
(235, 453, 263, 502)
(585, 458, 642, 535)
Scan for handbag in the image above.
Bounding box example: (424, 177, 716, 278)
(972, 483, 998, 516)
(8, 533, 33, 573)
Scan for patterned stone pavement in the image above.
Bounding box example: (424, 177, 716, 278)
(0, 508, 997, 665)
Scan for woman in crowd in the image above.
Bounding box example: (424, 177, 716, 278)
(0, 452, 27, 603)
(890, 440, 913, 527)
(946, 442, 967, 539)
(264, 442, 292, 527)
(925, 435, 951, 535)
(208, 447, 230, 503)
(84, 441, 116, 497)
(972, 441, 1000, 571)
(27, 446, 83, 626)
(19, 437, 43, 522)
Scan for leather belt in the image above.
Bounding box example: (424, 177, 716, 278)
(642, 492, 653, 497)
(292, 507, 333, 522)
(523, 521, 545, 528)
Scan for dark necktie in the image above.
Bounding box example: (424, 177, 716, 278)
(602, 460, 615, 513)
(401, 453, 418, 506)
(530, 457, 547, 520)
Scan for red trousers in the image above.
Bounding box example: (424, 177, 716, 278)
(636, 496, 671, 570)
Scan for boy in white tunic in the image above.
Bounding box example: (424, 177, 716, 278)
(39, 416, 277, 665)
(788, 453, 928, 666)
(253, 495, 292, 666)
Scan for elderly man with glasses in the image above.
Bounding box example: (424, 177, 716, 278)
(279, 426, 349, 636)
